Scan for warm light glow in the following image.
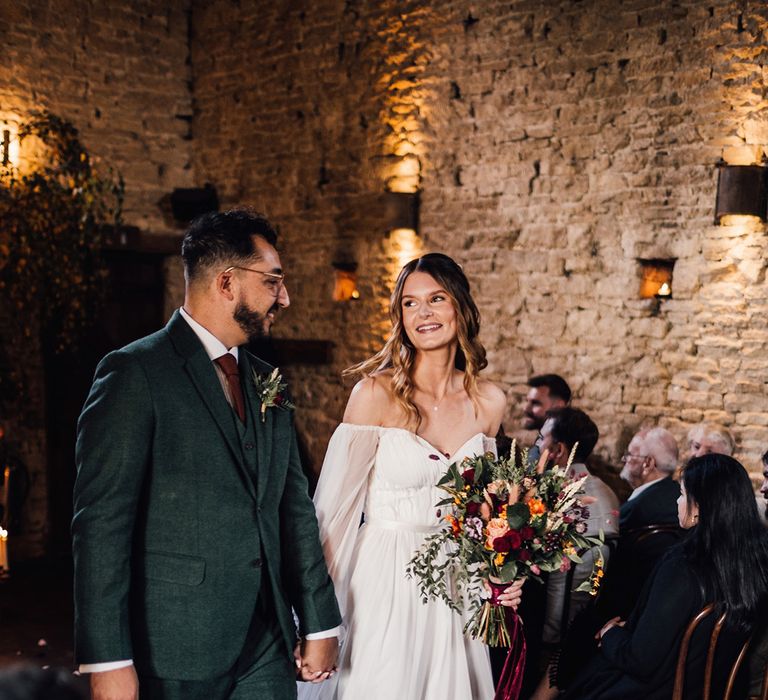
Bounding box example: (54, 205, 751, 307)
(1, 124, 20, 169)
(377, 13, 432, 196)
(332, 269, 360, 302)
(721, 147, 762, 166)
(386, 156, 421, 194)
(639, 261, 674, 299)
(717, 214, 764, 231)
(7, 131, 19, 167)
(385, 227, 424, 285)
(0, 525, 8, 577)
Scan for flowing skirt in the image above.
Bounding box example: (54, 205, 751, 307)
(299, 519, 494, 700)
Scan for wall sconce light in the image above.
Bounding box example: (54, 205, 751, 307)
(638, 258, 675, 300)
(332, 261, 360, 302)
(1, 129, 9, 167)
(384, 190, 420, 235)
(1, 126, 19, 169)
(714, 163, 768, 223)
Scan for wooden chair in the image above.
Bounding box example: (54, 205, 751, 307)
(625, 522, 683, 546)
(673, 604, 752, 700)
(748, 650, 768, 700)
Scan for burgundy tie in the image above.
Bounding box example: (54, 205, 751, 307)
(215, 354, 246, 424)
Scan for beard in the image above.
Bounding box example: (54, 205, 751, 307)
(523, 414, 543, 430)
(233, 298, 278, 342)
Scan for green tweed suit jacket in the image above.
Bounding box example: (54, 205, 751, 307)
(72, 310, 341, 680)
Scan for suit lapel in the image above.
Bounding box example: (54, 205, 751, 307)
(165, 311, 257, 502)
(241, 351, 273, 504)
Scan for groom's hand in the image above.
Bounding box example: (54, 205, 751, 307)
(296, 637, 339, 683)
(90, 665, 138, 700)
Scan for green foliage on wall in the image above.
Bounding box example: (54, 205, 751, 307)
(0, 111, 124, 353)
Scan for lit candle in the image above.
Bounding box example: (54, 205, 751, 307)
(656, 282, 672, 298)
(0, 527, 7, 578)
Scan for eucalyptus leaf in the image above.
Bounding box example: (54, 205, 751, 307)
(507, 502, 530, 529)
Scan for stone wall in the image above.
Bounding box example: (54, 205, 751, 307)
(1, 0, 194, 556)
(191, 0, 768, 482)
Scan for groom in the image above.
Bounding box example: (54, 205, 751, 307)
(73, 209, 341, 700)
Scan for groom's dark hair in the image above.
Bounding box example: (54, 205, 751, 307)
(181, 208, 279, 281)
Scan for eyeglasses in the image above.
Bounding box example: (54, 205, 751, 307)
(621, 453, 648, 462)
(225, 265, 286, 291)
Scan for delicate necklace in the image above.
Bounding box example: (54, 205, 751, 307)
(424, 391, 446, 412)
(416, 383, 451, 413)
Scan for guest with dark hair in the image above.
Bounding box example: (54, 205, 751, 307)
(528, 408, 619, 700)
(523, 374, 572, 432)
(561, 453, 768, 700)
(0, 665, 87, 700)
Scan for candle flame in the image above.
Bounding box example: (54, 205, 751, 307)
(657, 282, 671, 297)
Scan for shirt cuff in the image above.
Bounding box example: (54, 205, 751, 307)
(79, 660, 134, 673)
(304, 626, 342, 640)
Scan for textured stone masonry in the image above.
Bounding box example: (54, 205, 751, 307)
(191, 0, 768, 486)
(1, 0, 194, 556)
(4, 0, 768, 555)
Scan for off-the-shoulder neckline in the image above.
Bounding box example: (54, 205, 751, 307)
(338, 423, 488, 461)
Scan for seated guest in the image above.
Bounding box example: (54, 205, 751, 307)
(523, 374, 572, 433)
(496, 373, 571, 468)
(520, 374, 629, 502)
(619, 427, 680, 530)
(561, 453, 768, 700)
(604, 427, 682, 618)
(537, 408, 620, 642)
(549, 427, 683, 693)
(686, 422, 735, 458)
(528, 408, 619, 700)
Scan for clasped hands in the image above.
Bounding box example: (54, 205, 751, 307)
(294, 637, 339, 683)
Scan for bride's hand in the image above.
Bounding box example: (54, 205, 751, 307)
(295, 637, 339, 683)
(485, 578, 524, 610)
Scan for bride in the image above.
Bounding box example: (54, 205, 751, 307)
(299, 253, 522, 699)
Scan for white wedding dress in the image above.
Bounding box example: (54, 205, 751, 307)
(298, 423, 496, 700)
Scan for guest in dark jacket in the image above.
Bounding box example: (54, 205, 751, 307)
(561, 453, 768, 700)
(601, 426, 682, 620)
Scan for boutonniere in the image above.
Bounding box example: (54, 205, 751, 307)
(251, 367, 295, 422)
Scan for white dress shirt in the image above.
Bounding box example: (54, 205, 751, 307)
(627, 476, 666, 502)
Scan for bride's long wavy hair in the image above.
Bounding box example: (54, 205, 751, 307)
(344, 253, 488, 429)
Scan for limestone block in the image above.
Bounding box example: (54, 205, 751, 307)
(630, 355, 670, 383)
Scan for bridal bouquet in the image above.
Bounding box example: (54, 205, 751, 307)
(407, 444, 604, 647)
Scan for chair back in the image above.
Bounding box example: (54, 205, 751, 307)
(673, 604, 752, 700)
(625, 522, 683, 546)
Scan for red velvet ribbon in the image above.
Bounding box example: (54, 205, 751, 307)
(489, 581, 526, 700)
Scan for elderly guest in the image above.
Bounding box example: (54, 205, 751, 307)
(686, 422, 734, 459)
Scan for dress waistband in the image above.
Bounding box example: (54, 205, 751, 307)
(364, 517, 443, 534)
